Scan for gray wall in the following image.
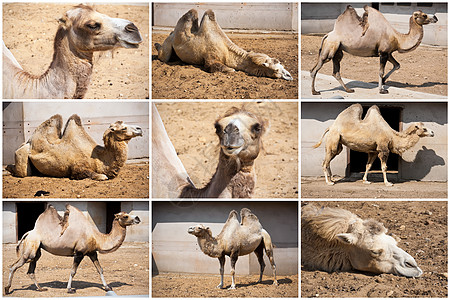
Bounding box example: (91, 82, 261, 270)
(152, 201, 298, 276)
(301, 2, 447, 46)
(302, 102, 447, 181)
(3, 201, 149, 243)
(3, 102, 149, 165)
(153, 2, 298, 31)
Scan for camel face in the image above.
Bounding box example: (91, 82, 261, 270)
(188, 224, 211, 238)
(64, 6, 142, 52)
(414, 122, 435, 137)
(413, 11, 438, 25)
(115, 212, 141, 227)
(262, 57, 293, 81)
(108, 121, 143, 141)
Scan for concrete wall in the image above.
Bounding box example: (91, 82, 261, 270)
(153, 2, 298, 31)
(152, 201, 298, 276)
(3, 201, 149, 243)
(302, 102, 448, 181)
(3, 102, 149, 165)
(301, 2, 447, 46)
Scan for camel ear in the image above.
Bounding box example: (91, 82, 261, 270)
(262, 62, 270, 67)
(58, 15, 71, 29)
(114, 212, 124, 219)
(336, 233, 358, 245)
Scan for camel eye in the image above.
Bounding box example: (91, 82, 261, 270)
(252, 123, 261, 134)
(371, 249, 383, 257)
(86, 22, 101, 30)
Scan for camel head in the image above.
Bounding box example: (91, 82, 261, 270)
(336, 219, 422, 277)
(412, 10, 438, 26)
(103, 121, 143, 145)
(413, 122, 434, 137)
(248, 52, 293, 81)
(188, 224, 213, 238)
(59, 4, 143, 52)
(114, 212, 141, 227)
(214, 107, 266, 163)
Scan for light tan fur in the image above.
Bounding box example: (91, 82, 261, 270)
(313, 103, 434, 186)
(6, 114, 142, 180)
(310, 5, 437, 94)
(188, 208, 277, 289)
(152, 105, 266, 198)
(301, 204, 422, 277)
(5, 204, 141, 294)
(3, 4, 142, 99)
(155, 9, 293, 80)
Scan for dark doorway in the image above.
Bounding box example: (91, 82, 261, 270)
(106, 202, 122, 233)
(17, 202, 46, 241)
(349, 106, 401, 173)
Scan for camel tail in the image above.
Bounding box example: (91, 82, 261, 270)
(313, 127, 330, 148)
(310, 34, 328, 74)
(16, 231, 30, 256)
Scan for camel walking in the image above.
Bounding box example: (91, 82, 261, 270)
(310, 5, 437, 95)
(155, 9, 293, 80)
(6, 114, 143, 180)
(188, 208, 277, 289)
(3, 4, 143, 99)
(5, 204, 141, 294)
(314, 104, 434, 186)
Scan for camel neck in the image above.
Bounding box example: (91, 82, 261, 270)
(391, 125, 421, 154)
(397, 17, 424, 53)
(97, 219, 127, 254)
(197, 234, 222, 258)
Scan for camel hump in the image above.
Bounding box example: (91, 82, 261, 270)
(67, 114, 82, 126)
(204, 9, 216, 22)
(228, 210, 238, 220)
(240, 208, 259, 225)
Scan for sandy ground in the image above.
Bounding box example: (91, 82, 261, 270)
(3, 3, 149, 99)
(152, 32, 298, 99)
(301, 177, 447, 199)
(3, 242, 149, 297)
(3, 162, 149, 199)
(301, 35, 447, 96)
(152, 273, 298, 297)
(154, 102, 298, 198)
(301, 201, 448, 298)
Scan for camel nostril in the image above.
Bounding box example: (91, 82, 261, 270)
(125, 23, 138, 32)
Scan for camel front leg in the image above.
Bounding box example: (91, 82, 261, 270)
(378, 150, 393, 186)
(88, 252, 112, 291)
(155, 32, 174, 63)
(67, 253, 84, 293)
(217, 255, 225, 289)
(204, 58, 235, 73)
(378, 53, 389, 94)
(253, 243, 266, 283)
(363, 152, 377, 184)
(228, 252, 239, 290)
(8, 142, 32, 177)
(382, 53, 400, 85)
(332, 49, 354, 93)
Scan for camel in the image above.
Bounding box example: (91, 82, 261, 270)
(152, 104, 266, 198)
(310, 5, 438, 95)
(188, 208, 277, 289)
(3, 4, 142, 99)
(6, 114, 142, 180)
(5, 204, 141, 294)
(313, 103, 434, 186)
(155, 9, 293, 81)
(302, 203, 422, 277)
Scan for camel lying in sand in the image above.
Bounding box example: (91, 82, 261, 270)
(6, 114, 142, 180)
(155, 9, 293, 80)
(302, 204, 422, 277)
(5, 204, 140, 294)
(311, 5, 437, 94)
(152, 104, 266, 198)
(3, 4, 142, 99)
(188, 208, 277, 289)
(314, 103, 434, 186)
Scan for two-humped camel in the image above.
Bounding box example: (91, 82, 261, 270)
(188, 208, 277, 289)
(3, 4, 143, 99)
(311, 5, 437, 95)
(314, 104, 434, 186)
(155, 9, 293, 80)
(152, 104, 265, 198)
(5, 204, 141, 294)
(6, 114, 142, 180)
(302, 203, 422, 277)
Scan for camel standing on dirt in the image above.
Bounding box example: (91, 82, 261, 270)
(3, 4, 142, 99)
(313, 104, 434, 186)
(155, 9, 293, 80)
(6, 114, 143, 180)
(188, 208, 277, 289)
(152, 104, 266, 198)
(310, 5, 437, 95)
(5, 204, 141, 294)
(302, 203, 422, 277)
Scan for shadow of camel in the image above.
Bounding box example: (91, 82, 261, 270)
(231, 277, 293, 289)
(401, 146, 445, 180)
(9, 280, 132, 294)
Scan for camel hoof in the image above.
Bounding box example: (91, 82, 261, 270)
(326, 182, 335, 186)
(312, 91, 321, 96)
(379, 89, 389, 94)
(363, 180, 372, 185)
(216, 284, 224, 289)
(273, 280, 278, 286)
(385, 182, 394, 187)
(67, 288, 76, 294)
(346, 88, 355, 93)
(37, 287, 48, 292)
(5, 287, 11, 295)
(228, 286, 236, 290)
(104, 286, 112, 292)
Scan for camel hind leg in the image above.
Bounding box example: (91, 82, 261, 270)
(310, 34, 340, 95)
(253, 241, 266, 284)
(322, 133, 343, 185)
(363, 152, 377, 184)
(261, 229, 277, 286)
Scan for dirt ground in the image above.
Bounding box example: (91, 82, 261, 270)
(3, 242, 149, 297)
(3, 3, 149, 99)
(152, 273, 298, 297)
(3, 162, 149, 199)
(154, 102, 298, 198)
(301, 35, 448, 96)
(301, 201, 448, 298)
(301, 177, 447, 199)
(152, 32, 298, 99)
